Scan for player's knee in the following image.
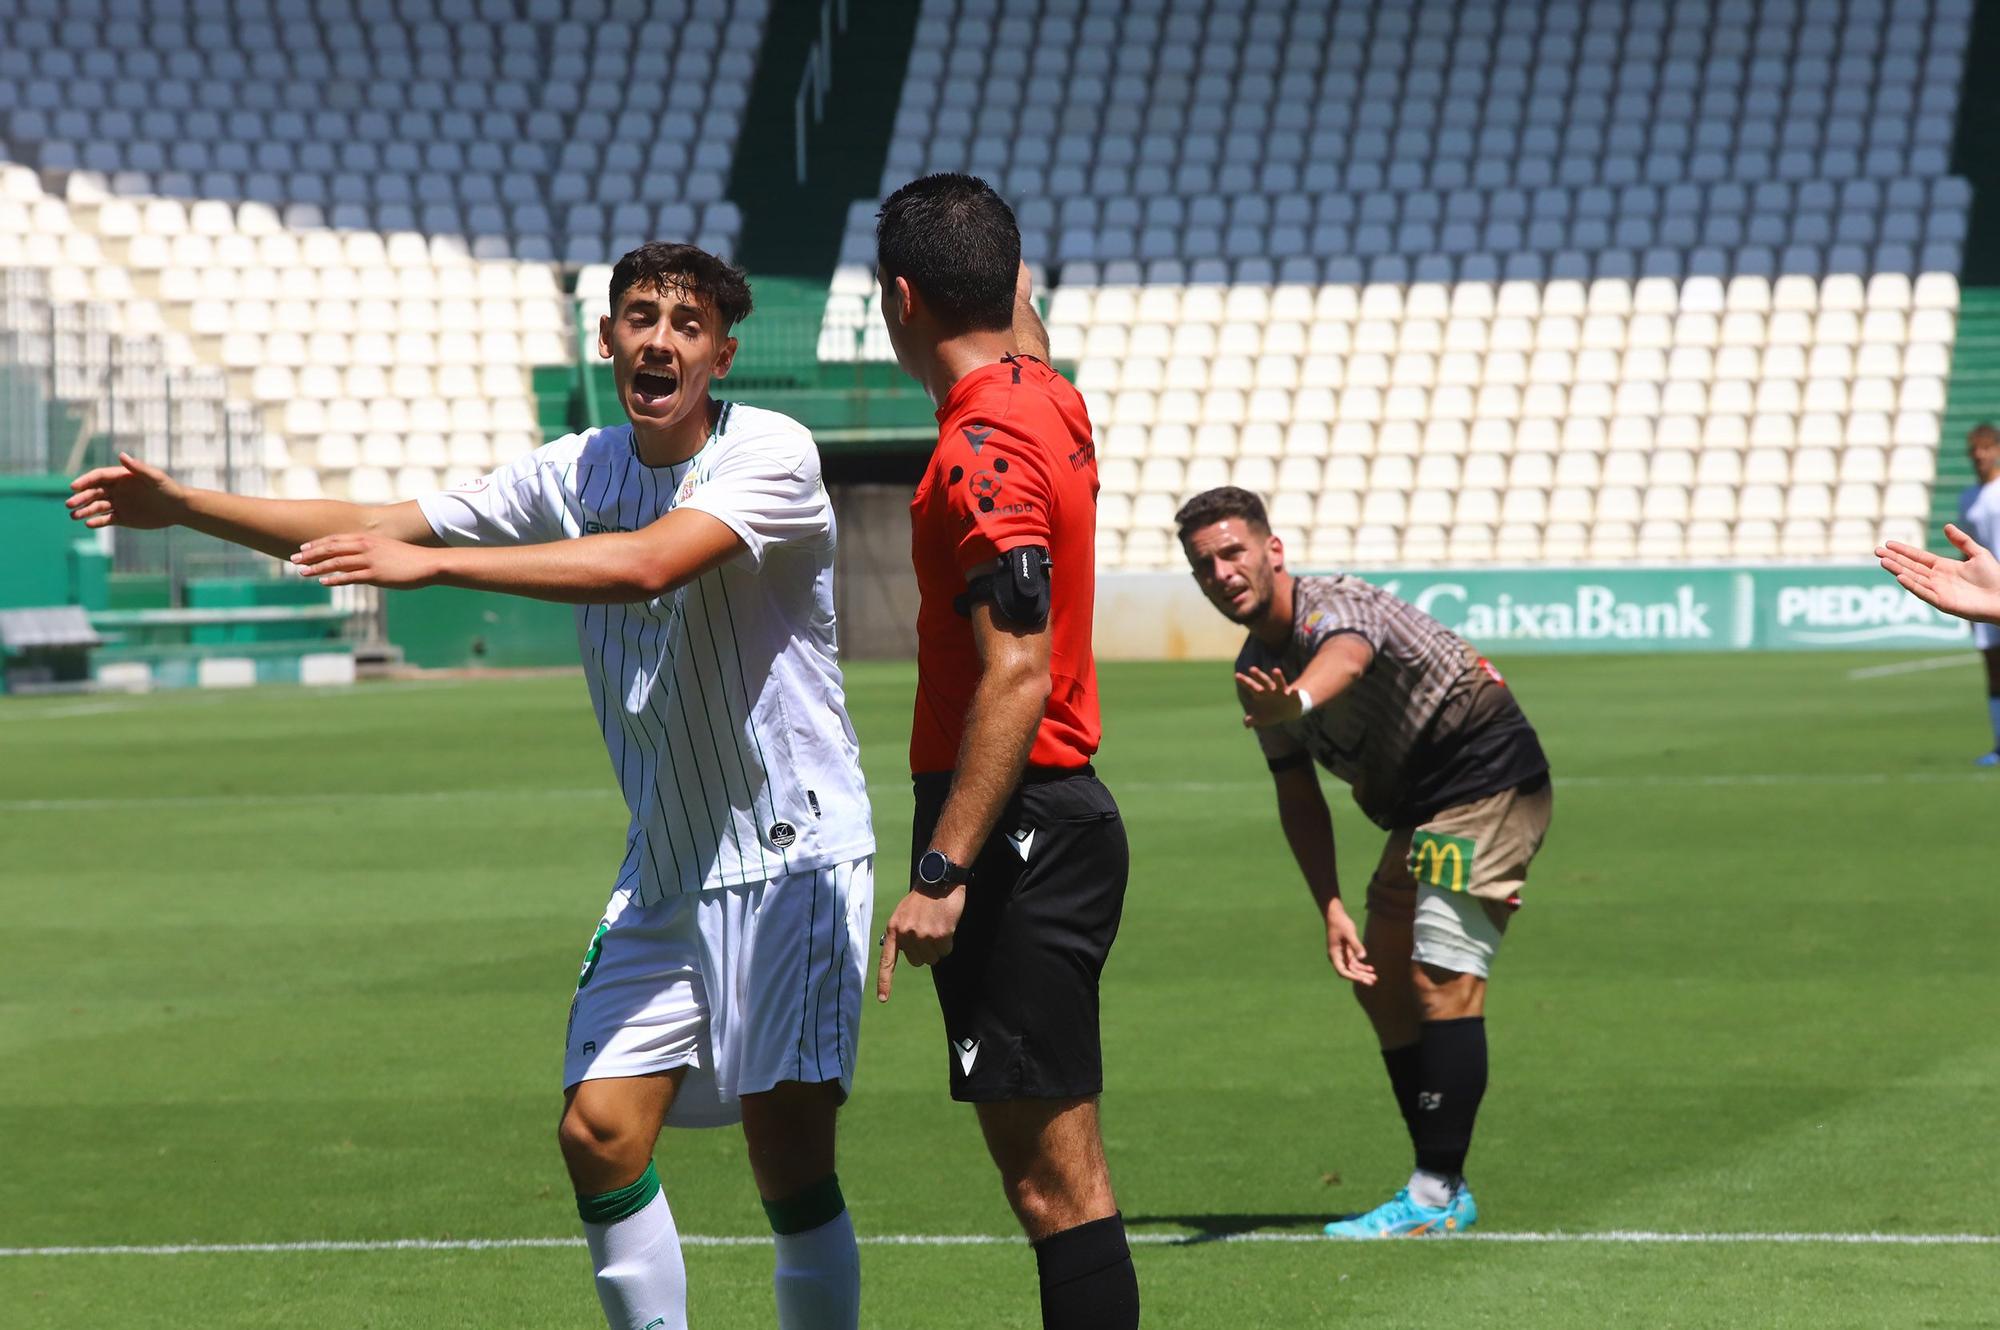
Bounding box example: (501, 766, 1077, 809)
(1001, 1169, 1084, 1235)
(1413, 962, 1483, 1020)
(996, 1142, 1112, 1237)
(557, 1099, 649, 1178)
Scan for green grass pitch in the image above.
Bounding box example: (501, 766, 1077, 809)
(3, 651, 1997, 1327)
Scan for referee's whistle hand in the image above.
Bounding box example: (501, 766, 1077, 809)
(875, 887, 967, 1002)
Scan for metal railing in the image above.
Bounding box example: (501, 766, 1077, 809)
(793, 0, 850, 185)
(0, 266, 272, 595)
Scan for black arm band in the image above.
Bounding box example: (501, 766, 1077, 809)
(954, 545, 1052, 629)
(1266, 752, 1314, 774)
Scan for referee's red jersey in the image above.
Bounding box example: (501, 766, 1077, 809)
(909, 355, 1101, 774)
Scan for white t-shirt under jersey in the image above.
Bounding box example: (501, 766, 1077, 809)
(418, 401, 875, 900)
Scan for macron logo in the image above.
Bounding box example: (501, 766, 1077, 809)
(1004, 827, 1036, 862)
(953, 1037, 980, 1075)
(962, 426, 992, 454)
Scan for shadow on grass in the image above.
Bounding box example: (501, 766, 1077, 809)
(1125, 1213, 1346, 1246)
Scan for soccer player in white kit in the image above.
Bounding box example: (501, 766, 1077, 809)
(1952, 424, 2000, 764)
(66, 243, 874, 1330)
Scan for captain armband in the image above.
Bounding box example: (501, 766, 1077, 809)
(954, 545, 1053, 629)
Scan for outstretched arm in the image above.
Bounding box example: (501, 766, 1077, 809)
(1877, 524, 2000, 626)
(68, 453, 439, 561)
(1235, 633, 1374, 728)
(294, 507, 745, 603)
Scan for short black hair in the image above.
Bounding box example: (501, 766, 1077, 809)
(608, 242, 753, 328)
(1175, 487, 1271, 541)
(1972, 422, 1998, 442)
(876, 172, 1019, 334)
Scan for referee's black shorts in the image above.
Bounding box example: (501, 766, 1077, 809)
(910, 765, 1129, 1102)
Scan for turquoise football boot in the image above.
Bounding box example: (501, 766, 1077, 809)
(1322, 1184, 1475, 1239)
(1444, 1181, 1479, 1232)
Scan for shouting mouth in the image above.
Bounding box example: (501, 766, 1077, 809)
(631, 368, 679, 409)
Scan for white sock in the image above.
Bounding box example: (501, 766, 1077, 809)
(583, 1184, 687, 1330)
(773, 1207, 860, 1329)
(1407, 1168, 1458, 1210)
(1987, 697, 2000, 749)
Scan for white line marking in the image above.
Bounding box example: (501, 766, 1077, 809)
(3, 1230, 1994, 1258)
(5, 770, 1997, 814)
(1555, 771, 1997, 789)
(1107, 772, 2000, 794)
(1847, 653, 1977, 680)
(0, 788, 619, 813)
(0, 693, 236, 722)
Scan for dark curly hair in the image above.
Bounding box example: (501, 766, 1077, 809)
(607, 242, 754, 328)
(1175, 486, 1270, 541)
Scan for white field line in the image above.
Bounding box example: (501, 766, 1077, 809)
(1846, 653, 1978, 680)
(5, 770, 1998, 815)
(0, 678, 527, 722)
(3, 1230, 1996, 1258)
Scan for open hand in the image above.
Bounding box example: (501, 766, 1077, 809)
(293, 533, 441, 589)
(66, 453, 186, 529)
(1324, 897, 1376, 987)
(1235, 665, 1305, 728)
(876, 885, 967, 1002)
(1877, 524, 2000, 626)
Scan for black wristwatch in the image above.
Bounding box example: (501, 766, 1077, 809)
(915, 848, 970, 892)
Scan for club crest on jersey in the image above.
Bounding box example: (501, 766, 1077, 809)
(675, 471, 699, 505)
(768, 821, 798, 849)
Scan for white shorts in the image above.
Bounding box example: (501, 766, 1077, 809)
(563, 857, 874, 1129)
(1975, 622, 2000, 651)
(1412, 886, 1507, 979)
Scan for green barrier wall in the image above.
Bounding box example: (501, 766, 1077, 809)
(0, 475, 74, 608)
(1345, 566, 1972, 652)
(384, 586, 579, 670)
(186, 577, 336, 643)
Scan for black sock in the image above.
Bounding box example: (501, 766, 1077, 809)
(1381, 1042, 1423, 1149)
(1032, 1211, 1139, 1330)
(1414, 1016, 1488, 1179)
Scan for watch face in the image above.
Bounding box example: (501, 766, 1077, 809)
(919, 850, 948, 884)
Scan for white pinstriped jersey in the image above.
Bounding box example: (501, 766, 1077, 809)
(418, 402, 874, 900)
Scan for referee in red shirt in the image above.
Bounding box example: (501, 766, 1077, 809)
(872, 173, 1138, 1329)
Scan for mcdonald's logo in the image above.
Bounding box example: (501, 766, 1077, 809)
(1409, 831, 1475, 893)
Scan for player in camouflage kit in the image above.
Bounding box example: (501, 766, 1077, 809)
(1176, 487, 1553, 1238)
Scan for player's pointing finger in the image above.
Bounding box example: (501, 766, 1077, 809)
(875, 929, 899, 1003)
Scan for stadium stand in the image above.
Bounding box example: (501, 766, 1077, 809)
(0, 0, 763, 502)
(0, 0, 1981, 576)
(0, 181, 268, 502)
(824, 0, 1975, 569)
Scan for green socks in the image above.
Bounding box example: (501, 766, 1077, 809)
(761, 1172, 847, 1236)
(577, 1161, 663, 1224)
